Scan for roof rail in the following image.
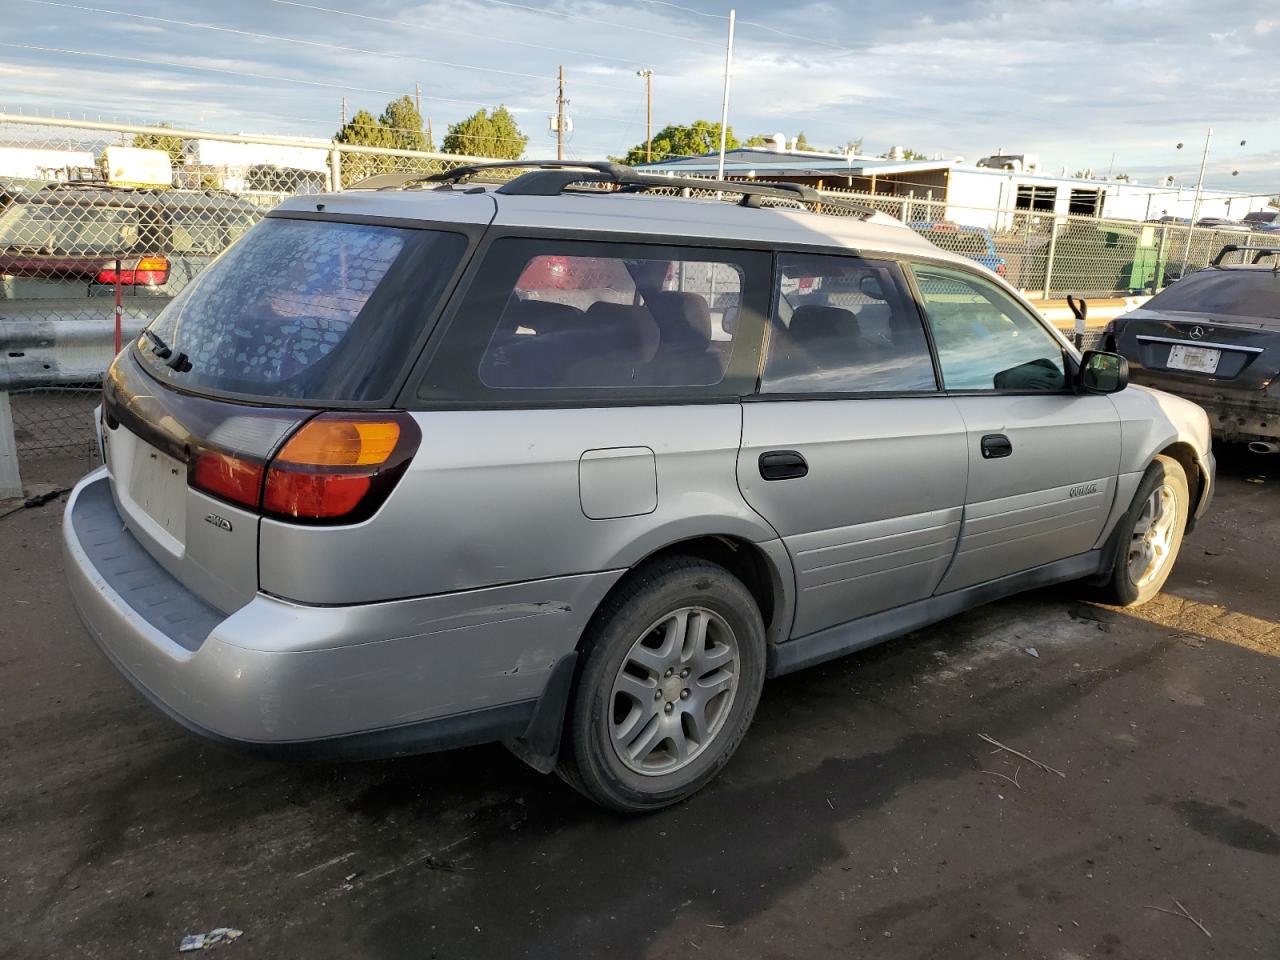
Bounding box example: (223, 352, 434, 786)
(1212, 243, 1280, 266)
(351, 160, 878, 219)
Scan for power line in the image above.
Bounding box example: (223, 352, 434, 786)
(473, 0, 721, 46)
(0, 42, 518, 111)
(19, 0, 640, 93)
(266, 0, 648, 66)
(628, 0, 726, 20)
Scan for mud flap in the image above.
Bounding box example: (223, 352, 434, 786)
(503, 651, 578, 774)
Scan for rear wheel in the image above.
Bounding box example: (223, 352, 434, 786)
(1097, 455, 1189, 607)
(558, 557, 766, 813)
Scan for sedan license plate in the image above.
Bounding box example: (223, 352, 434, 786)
(1167, 344, 1221, 374)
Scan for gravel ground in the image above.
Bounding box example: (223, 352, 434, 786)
(1, 449, 1277, 959)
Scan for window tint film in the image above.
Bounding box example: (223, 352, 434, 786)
(912, 263, 1067, 392)
(138, 218, 466, 402)
(761, 254, 937, 394)
(475, 247, 743, 389)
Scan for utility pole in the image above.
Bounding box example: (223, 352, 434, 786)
(637, 69, 654, 162)
(415, 82, 422, 117)
(1180, 127, 1212, 276)
(340, 96, 347, 127)
(426, 116, 434, 150)
(715, 9, 736, 182)
(556, 64, 566, 161)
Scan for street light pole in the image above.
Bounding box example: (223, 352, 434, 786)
(715, 9, 736, 182)
(636, 69, 654, 163)
(1180, 127, 1212, 276)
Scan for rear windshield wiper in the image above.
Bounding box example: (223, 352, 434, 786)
(140, 329, 191, 371)
(141, 328, 171, 358)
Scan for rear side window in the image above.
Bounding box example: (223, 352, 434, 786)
(418, 238, 769, 401)
(1145, 270, 1280, 320)
(762, 253, 937, 394)
(138, 217, 467, 402)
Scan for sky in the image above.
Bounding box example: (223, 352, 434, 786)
(1, 0, 1277, 195)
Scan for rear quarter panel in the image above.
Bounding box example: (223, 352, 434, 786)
(258, 405, 779, 605)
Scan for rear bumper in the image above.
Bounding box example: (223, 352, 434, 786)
(62, 468, 622, 757)
(1131, 372, 1280, 442)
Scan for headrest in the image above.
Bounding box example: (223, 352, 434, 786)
(787, 305, 860, 342)
(506, 298, 587, 334)
(645, 291, 713, 347)
(584, 302, 660, 360)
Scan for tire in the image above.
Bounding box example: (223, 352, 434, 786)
(1096, 455, 1189, 607)
(557, 556, 766, 813)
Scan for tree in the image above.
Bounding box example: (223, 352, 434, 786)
(616, 120, 739, 165)
(879, 147, 928, 160)
(131, 123, 184, 163)
(335, 109, 395, 149)
(379, 95, 433, 152)
(1269, 195, 1280, 210)
(836, 137, 865, 156)
(442, 106, 527, 159)
(743, 133, 772, 148)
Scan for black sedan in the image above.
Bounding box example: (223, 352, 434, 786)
(1105, 245, 1280, 452)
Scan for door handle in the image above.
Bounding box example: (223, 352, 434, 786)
(759, 450, 808, 481)
(981, 434, 1013, 459)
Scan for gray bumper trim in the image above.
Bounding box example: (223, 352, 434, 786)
(70, 475, 223, 652)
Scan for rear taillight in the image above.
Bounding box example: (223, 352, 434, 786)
(189, 412, 420, 524)
(96, 256, 170, 286)
(191, 450, 266, 509)
(263, 414, 419, 523)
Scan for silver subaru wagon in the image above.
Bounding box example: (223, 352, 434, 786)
(63, 162, 1214, 812)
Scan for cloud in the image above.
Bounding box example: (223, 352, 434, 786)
(0, 0, 1275, 194)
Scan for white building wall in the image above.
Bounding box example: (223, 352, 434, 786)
(934, 166, 1269, 229)
(942, 170, 1005, 228)
(0, 147, 94, 179)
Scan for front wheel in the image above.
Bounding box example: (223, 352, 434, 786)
(1096, 455, 1189, 607)
(557, 557, 766, 813)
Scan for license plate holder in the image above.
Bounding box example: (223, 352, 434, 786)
(1167, 344, 1221, 374)
(126, 436, 187, 546)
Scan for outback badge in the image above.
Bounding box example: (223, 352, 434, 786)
(204, 513, 233, 532)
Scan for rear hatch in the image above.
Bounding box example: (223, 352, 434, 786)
(101, 212, 472, 613)
(1113, 268, 1280, 392)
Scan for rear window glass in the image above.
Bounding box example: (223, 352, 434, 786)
(138, 218, 466, 401)
(0, 201, 153, 255)
(1146, 270, 1280, 320)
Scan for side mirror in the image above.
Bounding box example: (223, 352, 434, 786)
(1079, 350, 1128, 394)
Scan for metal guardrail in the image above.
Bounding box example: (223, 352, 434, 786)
(1, 112, 1274, 490)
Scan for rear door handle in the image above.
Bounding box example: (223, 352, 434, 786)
(759, 450, 808, 481)
(981, 434, 1013, 459)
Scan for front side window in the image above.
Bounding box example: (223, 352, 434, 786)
(419, 238, 769, 401)
(761, 253, 937, 394)
(912, 263, 1067, 392)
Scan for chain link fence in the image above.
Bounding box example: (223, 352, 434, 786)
(1, 113, 1272, 489)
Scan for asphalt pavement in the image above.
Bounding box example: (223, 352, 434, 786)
(1, 449, 1277, 959)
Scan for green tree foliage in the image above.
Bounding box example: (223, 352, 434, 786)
(131, 123, 184, 163)
(379, 95, 434, 152)
(335, 109, 394, 149)
(334, 99, 438, 185)
(616, 120, 739, 165)
(442, 106, 527, 159)
(879, 147, 929, 160)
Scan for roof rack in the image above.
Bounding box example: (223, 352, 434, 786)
(1212, 243, 1280, 266)
(351, 160, 879, 219)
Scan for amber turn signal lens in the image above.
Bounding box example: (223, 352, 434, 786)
(275, 418, 401, 467)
